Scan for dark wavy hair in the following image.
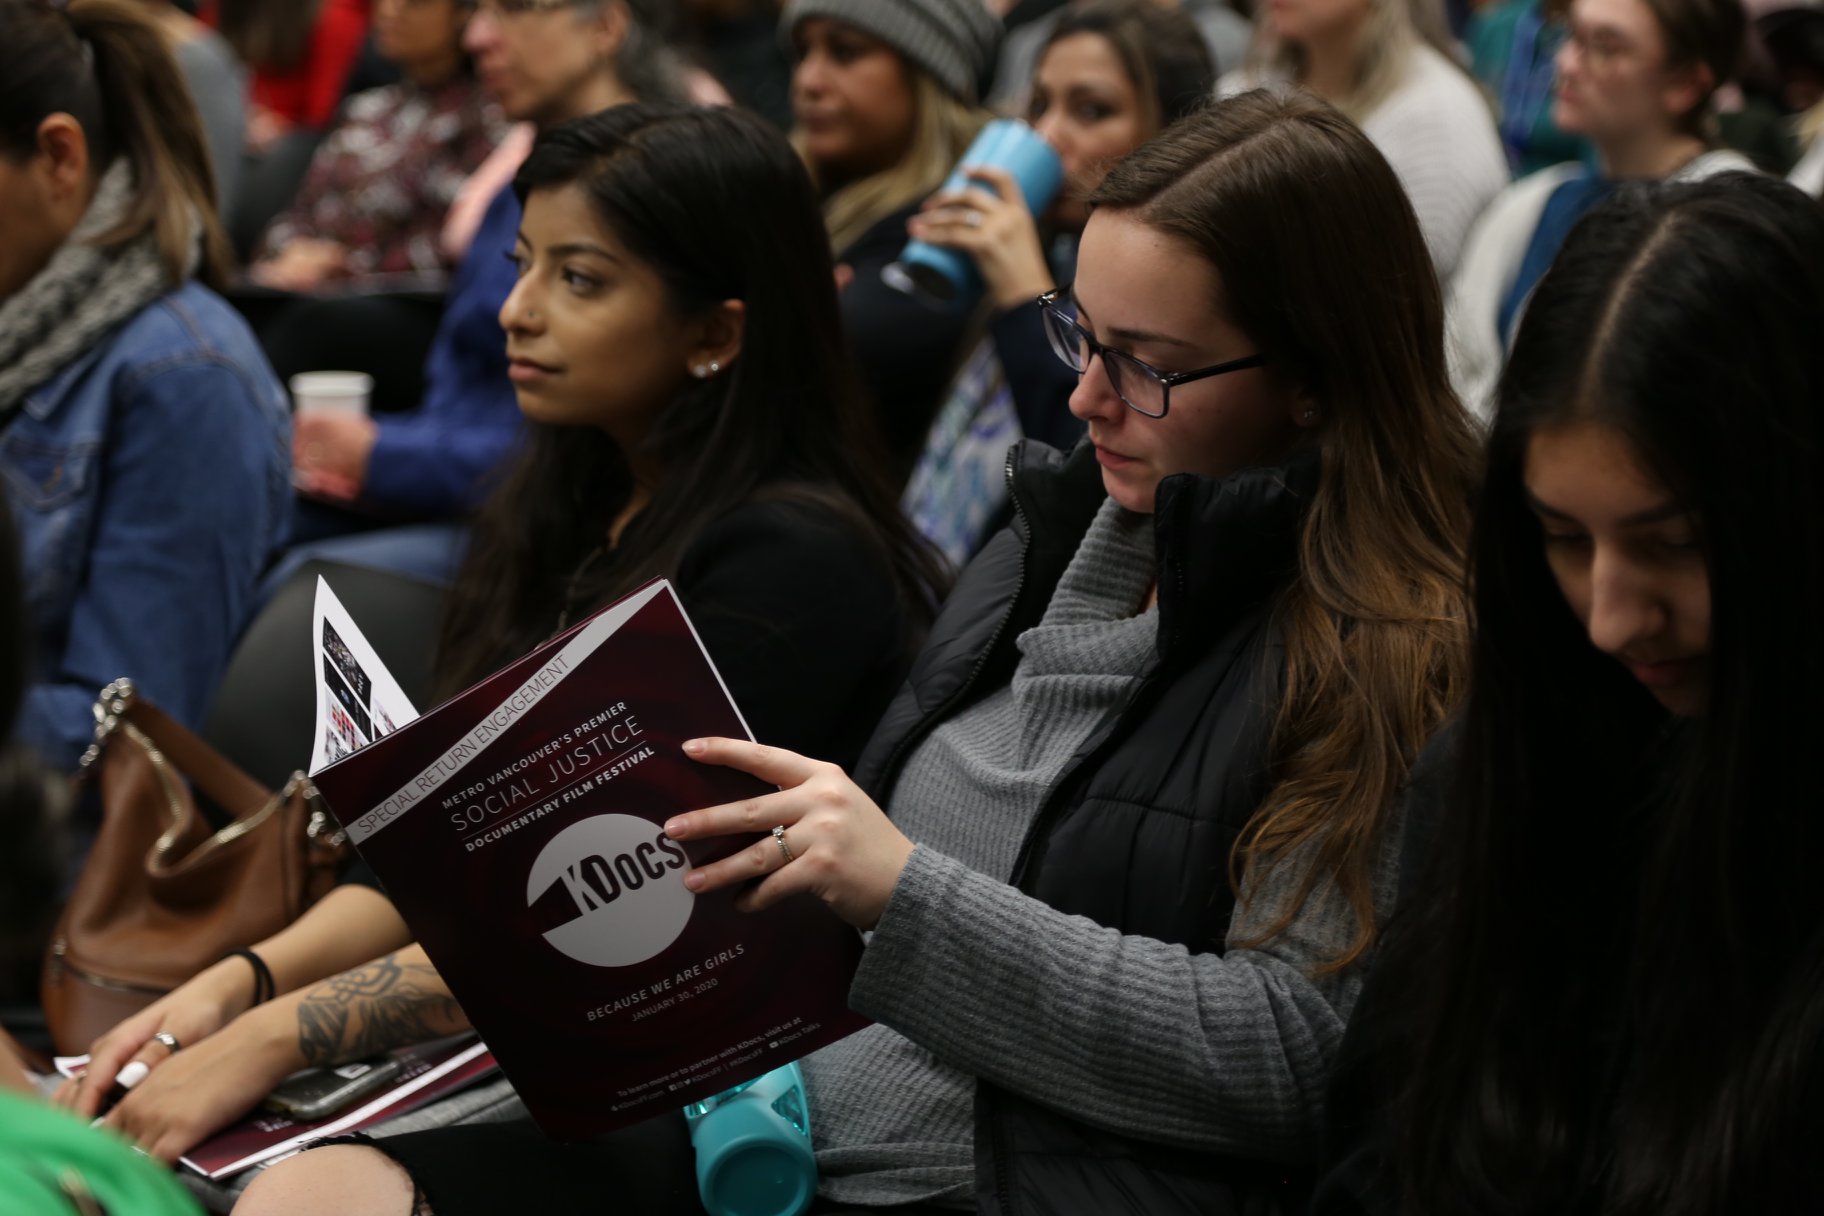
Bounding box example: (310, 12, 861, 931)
(1637, 0, 1746, 137)
(438, 104, 947, 692)
(1041, 0, 1216, 133)
(1374, 174, 1824, 1213)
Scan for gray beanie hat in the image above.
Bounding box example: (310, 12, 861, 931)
(783, 0, 1003, 105)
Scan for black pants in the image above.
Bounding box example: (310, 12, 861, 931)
(374, 1115, 963, 1216)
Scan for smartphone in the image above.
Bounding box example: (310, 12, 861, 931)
(261, 1057, 404, 1121)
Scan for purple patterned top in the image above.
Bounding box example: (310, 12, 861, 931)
(258, 76, 509, 284)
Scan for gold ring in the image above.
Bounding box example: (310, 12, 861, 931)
(772, 824, 794, 864)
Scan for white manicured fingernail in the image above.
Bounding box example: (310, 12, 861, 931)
(116, 1061, 149, 1089)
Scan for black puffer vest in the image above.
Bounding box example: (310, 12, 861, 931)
(853, 439, 1321, 1216)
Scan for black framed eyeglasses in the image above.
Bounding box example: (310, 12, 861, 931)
(1037, 287, 1267, 419)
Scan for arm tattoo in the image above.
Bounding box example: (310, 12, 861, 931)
(295, 953, 468, 1066)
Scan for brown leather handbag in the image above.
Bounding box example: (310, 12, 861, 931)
(41, 679, 349, 1056)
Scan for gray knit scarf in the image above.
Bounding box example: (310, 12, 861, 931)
(0, 161, 196, 417)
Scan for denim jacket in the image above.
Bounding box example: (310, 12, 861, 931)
(2, 281, 292, 771)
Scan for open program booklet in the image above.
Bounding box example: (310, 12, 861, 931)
(307, 578, 867, 1141)
(55, 1036, 497, 1180)
(310, 577, 421, 770)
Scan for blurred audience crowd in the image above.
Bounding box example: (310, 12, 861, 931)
(3, 0, 1823, 1213)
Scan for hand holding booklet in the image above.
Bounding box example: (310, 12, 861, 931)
(306, 576, 868, 1141)
(55, 1037, 498, 1181)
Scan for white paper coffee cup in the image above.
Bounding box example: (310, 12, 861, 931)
(289, 371, 373, 416)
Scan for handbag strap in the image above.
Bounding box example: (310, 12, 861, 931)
(81, 679, 265, 813)
(78, 679, 349, 868)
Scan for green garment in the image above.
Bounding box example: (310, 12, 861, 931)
(0, 1089, 203, 1215)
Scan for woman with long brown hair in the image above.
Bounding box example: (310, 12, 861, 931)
(240, 88, 1477, 1216)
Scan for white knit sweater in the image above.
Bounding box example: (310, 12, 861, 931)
(1220, 44, 1508, 280)
(1444, 148, 1757, 421)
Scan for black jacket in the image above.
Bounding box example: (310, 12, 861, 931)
(837, 204, 978, 482)
(853, 439, 1321, 1216)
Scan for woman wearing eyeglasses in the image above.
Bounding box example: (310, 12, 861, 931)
(242, 83, 1476, 1216)
(229, 88, 1475, 1216)
(1445, 0, 1750, 419)
(658, 88, 1478, 1216)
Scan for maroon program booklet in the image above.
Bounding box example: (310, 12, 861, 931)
(310, 579, 868, 1141)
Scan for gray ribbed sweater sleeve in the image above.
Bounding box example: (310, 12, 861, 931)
(849, 823, 1403, 1166)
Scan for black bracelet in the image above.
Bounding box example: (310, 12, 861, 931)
(220, 948, 275, 1007)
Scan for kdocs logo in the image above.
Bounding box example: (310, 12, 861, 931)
(526, 814, 693, 967)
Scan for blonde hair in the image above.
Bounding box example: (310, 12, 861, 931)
(803, 71, 989, 255)
(1805, 99, 1824, 147)
(1246, 0, 1428, 122)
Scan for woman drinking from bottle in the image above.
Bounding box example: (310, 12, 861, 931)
(781, 0, 998, 481)
(901, 0, 1219, 565)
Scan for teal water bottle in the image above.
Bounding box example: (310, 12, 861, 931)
(882, 118, 1064, 312)
(682, 1062, 816, 1216)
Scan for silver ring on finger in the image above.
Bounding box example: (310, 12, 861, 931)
(772, 824, 794, 865)
(151, 1031, 181, 1054)
(963, 209, 983, 229)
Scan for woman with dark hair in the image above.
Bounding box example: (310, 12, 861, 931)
(903, 0, 1218, 564)
(60, 102, 941, 1181)
(0, 0, 291, 772)
(243, 89, 1476, 1216)
(1315, 172, 1824, 1214)
(991, 0, 1252, 111)
(434, 103, 944, 737)
(1446, 0, 1751, 417)
(52, 14, 690, 1164)
(269, 0, 681, 570)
